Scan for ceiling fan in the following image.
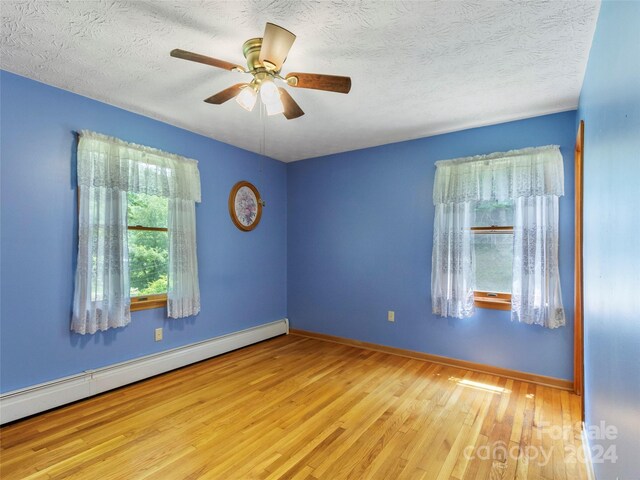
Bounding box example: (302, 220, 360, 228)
(170, 22, 352, 120)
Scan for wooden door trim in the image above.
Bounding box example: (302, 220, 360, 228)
(574, 120, 585, 412)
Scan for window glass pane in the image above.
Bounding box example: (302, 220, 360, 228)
(473, 233, 513, 293)
(127, 192, 168, 228)
(474, 200, 514, 227)
(129, 230, 168, 297)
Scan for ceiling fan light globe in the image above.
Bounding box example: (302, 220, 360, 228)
(260, 79, 280, 104)
(264, 98, 285, 116)
(236, 86, 257, 111)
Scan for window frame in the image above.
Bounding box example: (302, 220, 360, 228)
(130, 292, 167, 311)
(471, 225, 513, 310)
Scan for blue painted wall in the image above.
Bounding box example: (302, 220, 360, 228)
(288, 111, 576, 381)
(577, 1, 640, 478)
(0, 71, 287, 393)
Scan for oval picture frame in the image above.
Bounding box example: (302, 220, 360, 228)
(228, 181, 263, 231)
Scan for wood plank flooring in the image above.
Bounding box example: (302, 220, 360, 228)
(0, 334, 588, 479)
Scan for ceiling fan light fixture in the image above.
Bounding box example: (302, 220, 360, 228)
(264, 98, 285, 116)
(236, 85, 257, 111)
(262, 60, 277, 71)
(259, 79, 279, 104)
(260, 79, 284, 115)
(259, 22, 296, 72)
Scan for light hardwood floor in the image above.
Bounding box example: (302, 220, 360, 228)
(0, 334, 588, 479)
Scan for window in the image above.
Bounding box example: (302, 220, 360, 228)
(77, 191, 169, 312)
(72, 130, 201, 334)
(431, 145, 566, 327)
(128, 193, 169, 311)
(472, 201, 513, 310)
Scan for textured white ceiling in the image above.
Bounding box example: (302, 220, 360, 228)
(1, 0, 600, 162)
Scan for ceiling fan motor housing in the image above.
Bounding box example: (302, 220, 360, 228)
(241, 37, 280, 93)
(242, 38, 266, 72)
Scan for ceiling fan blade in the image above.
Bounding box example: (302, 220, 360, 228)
(285, 72, 351, 94)
(170, 49, 245, 72)
(204, 83, 248, 104)
(278, 88, 304, 120)
(259, 23, 296, 71)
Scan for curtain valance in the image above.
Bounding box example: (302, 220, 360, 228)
(433, 145, 564, 204)
(77, 131, 201, 202)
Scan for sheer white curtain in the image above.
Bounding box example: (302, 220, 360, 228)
(432, 145, 565, 327)
(72, 184, 130, 334)
(512, 195, 565, 328)
(432, 202, 474, 318)
(168, 198, 200, 318)
(72, 131, 201, 334)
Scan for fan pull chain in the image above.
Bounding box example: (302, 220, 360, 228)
(260, 99, 266, 157)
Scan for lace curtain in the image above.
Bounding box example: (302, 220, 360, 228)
(167, 198, 200, 318)
(433, 146, 564, 203)
(432, 202, 475, 318)
(512, 196, 565, 328)
(71, 187, 130, 334)
(432, 145, 565, 328)
(72, 131, 201, 334)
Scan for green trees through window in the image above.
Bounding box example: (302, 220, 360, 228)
(127, 193, 168, 297)
(472, 201, 514, 295)
(473, 233, 513, 293)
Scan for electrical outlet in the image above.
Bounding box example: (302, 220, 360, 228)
(155, 327, 163, 342)
(388, 311, 395, 322)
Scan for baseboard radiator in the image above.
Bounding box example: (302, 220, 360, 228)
(0, 318, 288, 424)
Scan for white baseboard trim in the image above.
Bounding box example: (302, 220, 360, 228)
(0, 318, 288, 424)
(581, 421, 597, 480)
